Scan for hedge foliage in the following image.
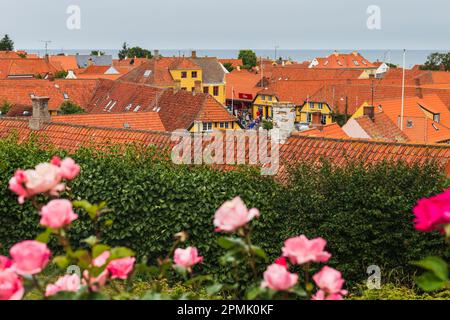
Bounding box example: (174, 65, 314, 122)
(0, 136, 449, 286)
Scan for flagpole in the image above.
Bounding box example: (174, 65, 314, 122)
(400, 49, 406, 131)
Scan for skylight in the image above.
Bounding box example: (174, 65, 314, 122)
(144, 70, 152, 78)
(133, 105, 141, 112)
(125, 104, 132, 111)
(63, 93, 69, 100)
(353, 60, 360, 66)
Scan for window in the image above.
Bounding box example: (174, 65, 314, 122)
(213, 86, 219, 96)
(63, 93, 69, 100)
(181, 87, 187, 91)
(181, 71, 187, 78)
(192, 71, 197, 78)
(268, 96, 273, 102)
(144, 70, 152, 78)
(261, 95, 266, 101)
(434, 114, 440, 123)
(133, 105, 141, 112)
(220, 122, 225, 128)
(307, 113, 312, 123)
(191, 87, 195, 92)
(125, 104, 132, 111)
(406, 120, 413, 128)
(353, 60, 360, 66)
(202, 122, 213, 131)
(309, 103, 314, 109)
(225, 122, 229, 129)
(318, 103, 323, 110)
(321, 114, 327, 124)
(203, 86, 209, 94)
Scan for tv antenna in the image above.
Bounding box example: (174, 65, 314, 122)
(39, 40, 52, 56)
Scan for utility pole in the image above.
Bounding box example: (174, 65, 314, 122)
(40, 40, 52, 57)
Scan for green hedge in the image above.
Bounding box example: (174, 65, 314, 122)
(0, 137, 449, 286)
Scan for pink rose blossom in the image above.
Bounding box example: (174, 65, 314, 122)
(0, 256, 13, 271)
(107, 257, 135, 280)
(173, 247, 203, 269)
(59, 158, 81, 180)
(282, 235, 331, 265)
(39, 199, 78, 229)
(214, 197, 260, 233)
(83, 269, 108, 292)
(413, 190, 450, 232)
(313, 266, 347, 297)
(275, 257, 288, 268)
(24, 162, 64, 195)
(45, 274, 81, 297)
(312, 290, 345, 300)
(10, 240, 51, 275)
(261, 263, 298, 291)
(93, 251, 110, 267)
(0, 270, 24, 300)
(8, 170, 28, 204)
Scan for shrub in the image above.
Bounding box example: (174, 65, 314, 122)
(349, 284, 450, 300)
(0, 138, 448, 287)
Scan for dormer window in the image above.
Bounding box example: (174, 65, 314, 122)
(433, 114, 440, 123)
(353, 60, 360, 66)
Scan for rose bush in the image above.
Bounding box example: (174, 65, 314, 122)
(1, 156, 347, 300)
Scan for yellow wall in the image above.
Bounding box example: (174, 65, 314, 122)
(297, 102, 333, 124)
(189, 121, 242, 132)
(203, 84, 226, 104)
(351, 102, 369, 120)
(252, 94, 279, 118)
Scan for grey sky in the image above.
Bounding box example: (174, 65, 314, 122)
(1, 0, 449, 50)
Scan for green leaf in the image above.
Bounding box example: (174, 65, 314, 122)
(246, 286, 263, 300)
(82, 236, 99, 247)
(415, 272, 447, 292)
(217, 237, 246, 249)
(412, 256, 448, 281)
(110, 247, 135, 260)
(53, 255, 70, 269)
(92, 244, 110, 258)
(35, 228, 53, 244)
(71, 249, 91, 269)
(292, 286, 307, 297)
(206, 283, 223, 296)
(251, 246, 269, 262)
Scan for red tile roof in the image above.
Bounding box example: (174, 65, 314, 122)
(219, 59, 243, 68)
(225, 70, 262, 101)
(48, 56, 79, 71)
(0, 58, 62, 79)
(310, 51, 376, 69)
(0, 79, 99, 111)
(353, 112, 409, 142)
(295, 123, 349, 139)
(257, 81, 324, 105)
(52, 112, 166, 131)
(269, 67, 364, 82)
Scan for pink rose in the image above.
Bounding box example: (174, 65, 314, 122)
(107, 257, 135, 280)
(40, 199, 78, 229)
(59, 157, 81, 180)
(0, 270, 24, 300)
(83, 269, 108, 292)
(0, 256, 13, 271)
(275, 257, 288, 268)
(174, 247, 203, 269)
(261, 263, 298, 291)
(8, 170, 28, 204)
(214, 197, 260, 233)
(93, 251, 110, 267)
(313, 266, 347, 297)
(24, 163, 64, 197)
(282, 235, 331, 265)
(312, 290, 345, 300)
(413, 190, 450, 232)
(10, 240, 51, 275)
(45, 274, 81, 297)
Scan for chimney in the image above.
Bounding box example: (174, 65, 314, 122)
(363, 105, 375, 121)
(191, 50, 197, 58)
(194, 80, 202, 94)
(29, 96, 51, 130)
(415, 78, 423, 99)
(174, 80, 181, 93)
(154, 50, 160, 60)
(272, 103, 296, 144)
(310, 112, 323, 130)
(44, 54, 49, 63)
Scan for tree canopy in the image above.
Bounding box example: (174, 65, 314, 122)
(59, 101, 85, 115)
(238, 50, 257, 69)
(90, 50, 105, 56)
(118, 42, 153, 60)
(421, 52, 450, 71)
(0, 34, 14, 51)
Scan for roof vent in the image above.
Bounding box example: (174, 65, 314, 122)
(123, 123, 130, 129)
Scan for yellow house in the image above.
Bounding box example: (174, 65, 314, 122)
(252, 92, 279, 119)
(297, 101, 333, 125)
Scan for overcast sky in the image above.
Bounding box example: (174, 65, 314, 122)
(1, 0, 449, 50)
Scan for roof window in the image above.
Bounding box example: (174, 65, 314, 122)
(63, 93, 69, 100)
(125, 104, 132, 111)
(133, 105, 141, 112)
(144, 70, 152, 78)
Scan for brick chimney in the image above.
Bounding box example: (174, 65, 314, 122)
(29, 96, 50, 130)
(415, 78, 423, 99)
(191, 50, 197, 58)
(194, 80, 202, 94)
(272, 103, 296, 144)
(363, 105, 375, 121)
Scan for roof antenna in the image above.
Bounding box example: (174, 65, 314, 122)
(39, 40, 52, 57)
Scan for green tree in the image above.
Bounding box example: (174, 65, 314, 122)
(0, 34, 14, 51)
(54, 70, 68, 79)
(118, 42, 152, 60)
(223, 62, 234, 72)
(59, 101, 85, 115)
(90, 50, 105, 56)
(421, 52, 450, 71)
(0, 100, 12, 115)
(238, 50, 257, 69)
